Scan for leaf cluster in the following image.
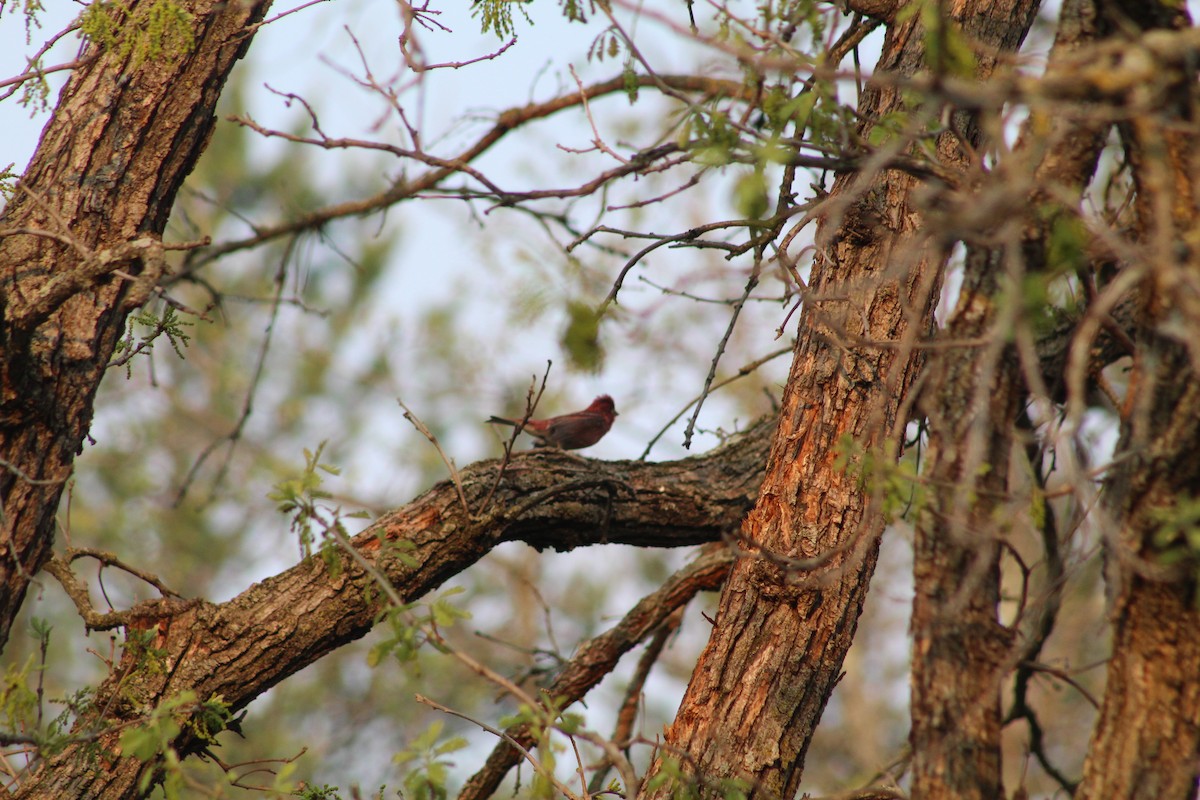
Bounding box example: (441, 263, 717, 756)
(270, 443, 369, 568)
(118, 691, 232, 798)
(392, 720, 470, 800)
(79, 0, 196, 71)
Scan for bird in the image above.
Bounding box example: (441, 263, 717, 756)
(487, 395, 618, 450)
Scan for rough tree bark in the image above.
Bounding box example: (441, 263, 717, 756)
(908, 1, 1113, 796)
(14, 425, 771, 799)
(5, 1, 1200, 798)
(0, 0, 275, 653)
(910, 241, 1021, 800)
(1077, 3, 1200, 797)
(639, 2, 1039, 797)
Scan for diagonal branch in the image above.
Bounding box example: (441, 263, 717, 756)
(459, 542, 734, 800)
(16, 423, 770, 799)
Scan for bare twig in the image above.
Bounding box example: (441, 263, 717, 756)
(397, 397, 470, 516)
(424, 37, 518, 71)
(479, 362, 553, 515)
(62, 547, 185, 599)
(683, 255, 766, 449)
(173, 236, 294, 506)
(0, 19, 88, 102)
(640, 344, 792, 459)
(561, 65, 629, 164)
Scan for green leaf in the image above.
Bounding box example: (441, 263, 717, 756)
(733, 171, 769, 219)
(693, 144, 731, 167)
(561, 301, 605, 371)
(413, 720, 444, 750)
(1046, 211, 1088, 273)
(867, 110, 909, 147)
(622, 62, 639, 102)
(556, 711, 584, 734)
(434, 736, 469, 755)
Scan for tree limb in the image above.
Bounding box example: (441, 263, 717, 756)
(14, 423, 770, 799)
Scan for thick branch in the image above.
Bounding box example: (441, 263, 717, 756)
(14, 422, 770, 799)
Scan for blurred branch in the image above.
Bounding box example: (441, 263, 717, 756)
(172, 236, 294, 506)
(177, 73, 748, 279)
(458, 542, 734, 800)
(587, 605, 685, 794)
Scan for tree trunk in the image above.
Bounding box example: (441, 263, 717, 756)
(1078, 4, 1200, 795)
(639, 2, 1039, 797)
(0, 0, 275, 653)
(909, 1, 1114, 795)
(910, 244, 1018, 800)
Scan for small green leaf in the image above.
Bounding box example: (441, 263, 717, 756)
(693, 144, 731, 167)
(434, 736, 469, 755)
(622, 62, 639, 102)
(561, 301, 605, 371)
(733, 171, 769, 219)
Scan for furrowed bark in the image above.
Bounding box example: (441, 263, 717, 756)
(639, 2, 1039, 798)
(0, 0, 275, 653)
(1078, 3, 1200, 797)
(15, 425, 771, 799)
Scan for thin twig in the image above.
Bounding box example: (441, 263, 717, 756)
(457, 544, 733, 800)
(63, 547, 184, 599)
(173, 236, 295, 506)
(587, 607, 683, 794)
(479, 361, 553, 516)
(415, 694, 582, 800)
(641, 343, 792, 459)
(0, 20, 88, 101)
(0, 457, 70, 487)
(397, 398, 470, 516)
(561, 64, 629, 164)
(683, 257, 769, 450)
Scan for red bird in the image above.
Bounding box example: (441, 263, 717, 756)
(487, 395, 618, 450)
